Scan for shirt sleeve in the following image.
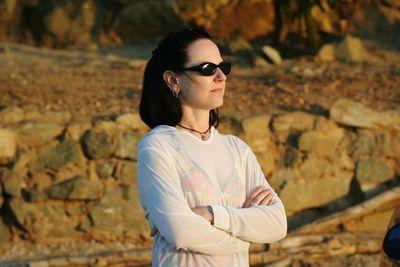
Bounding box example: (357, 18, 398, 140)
(137, 147, 250, 256)
(211, 144, 287, 244)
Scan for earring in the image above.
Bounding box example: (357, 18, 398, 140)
(172, 90, 179, 98)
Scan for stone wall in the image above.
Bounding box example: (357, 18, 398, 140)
(0, 98, 399, 249)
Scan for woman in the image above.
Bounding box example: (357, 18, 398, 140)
(137, 28, 287, 267)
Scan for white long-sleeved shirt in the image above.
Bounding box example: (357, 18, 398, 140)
(137, 125, 287, 267)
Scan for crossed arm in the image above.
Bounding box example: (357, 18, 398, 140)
(137, 147, 287, 255)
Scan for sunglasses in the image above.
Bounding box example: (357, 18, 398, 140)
(179, 62, 231, 76)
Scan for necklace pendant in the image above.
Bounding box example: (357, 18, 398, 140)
(201, 134, 207, 141)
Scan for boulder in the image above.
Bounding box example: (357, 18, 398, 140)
(202, 0, 275, 40)
(9, 198, 77, 239)
(18, 121, 64, 145)
(65, 122, 92, 141)
(30, 140, 81, 173)
(114, 160, 136, 185)
(343, 209, 394, 234)
(1, 169, 23, 197)
(330, 99, 400, 131)
(226, 38, 253, 54)
(298, 128, 344, 158)
(241, 114, 272, 153)
(82, 182, 147, 235)
(335, 35, 368, 62)
(116, 113, 142, 131)
(349, 130, 393, 158)
(43, 0, 96, 48)
(42, 110, 72, 125)
(261, 46, 282, 64)
(0, 218, 11, 245)
(47, 175, 102, 200)
(114, 1, 184, 42)
(115, 133, 140, 160)
(0, 128, 17, 165)
(280, 169, 353, 213)
(81, 130, 114, 159)
(318, 44, 335, 62)
(355, 159, 393, 191)
(95, 159, 116, 179)
(272, 112, 316, 142)
(0, 106, 24, 125)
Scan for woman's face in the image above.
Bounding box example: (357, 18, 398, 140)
(177, 39, 227, 111)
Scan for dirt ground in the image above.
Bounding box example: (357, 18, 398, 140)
(1, 40, 399, 125)
(0, 41, 399, 265)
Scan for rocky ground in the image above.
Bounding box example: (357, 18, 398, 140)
(0, 41, 399, 266)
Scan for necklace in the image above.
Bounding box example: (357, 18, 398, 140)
(177, 124, 211, 141)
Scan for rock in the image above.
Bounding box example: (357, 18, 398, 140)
(43, 1, 96, 47)
(336, 35, 368, 62)
(81, 130, 114, 159)
(65, 122, 92, 141)
(318, 44, 335, 62)
(261, 46, 282, 64)
(314, 117, 339, 132)
(18, 121, 64, 145)
(43, 110, 72, 125)
(116, 113, 142, 131)
(85, 182, 147, 235)
(349, 130, 393, 158)
(9, 198, 77, 238)
(0, 128, 17, 165)
(272, 112, 316, 142)
(330, 99, 400, 131)
(95, 159, 116, 179)
(283, 146, 299, 168)
(0, 106, 24, 125)
(272, 168, 298, 190)
(94, 120, 125, 136)
(355, 159, 393, 191)
(1, 169, 22, 197)
(114, 1, 184, 42)
(226, 38, 253, 54)
(0, 218, 11, 244)
(218, 116, 242, 135)
(241, 114, 272, 153)
(253, 55, 270, 67)
(280, 168, 353, 213)
(343, 209, 394, 234)
(30, 140, 81, 173)
(202, 0, 275, 40)
(114, 160, 136, 185)
(47, 175, 102, 200)
(114, 133, 140, 160)
(311, 4, 334, 34)
(298, 128, 344, 157)
(12, 148, 36, 175)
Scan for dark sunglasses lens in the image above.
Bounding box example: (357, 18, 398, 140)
(219, 62, 231, 75)
(201, 63, 218, 76)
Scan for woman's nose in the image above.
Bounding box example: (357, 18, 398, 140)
(214, 68, 226, 82)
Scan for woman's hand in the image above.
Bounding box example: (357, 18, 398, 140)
(243, 186, 276, 208)
(191, 206, 213, 224)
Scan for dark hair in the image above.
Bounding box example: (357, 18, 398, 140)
(139, 28, 220, 129)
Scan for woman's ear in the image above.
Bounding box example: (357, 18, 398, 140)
(163, 71, 179, 90)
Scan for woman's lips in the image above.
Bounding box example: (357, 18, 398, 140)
(211, 88, 223, 93)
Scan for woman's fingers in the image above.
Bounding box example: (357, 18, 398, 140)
(252, 189, 274, 206)
(244, 187, 276, 208)
(259, 190, 276, 206)
(244, 186, 264, 208)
